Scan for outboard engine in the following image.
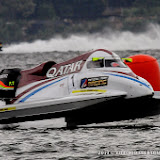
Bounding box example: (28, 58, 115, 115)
(0, 68, 21, 103)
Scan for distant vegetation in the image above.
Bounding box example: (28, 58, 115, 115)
(1, 0, 160, 44)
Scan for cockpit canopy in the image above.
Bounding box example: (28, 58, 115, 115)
(87, 57, 127, 69)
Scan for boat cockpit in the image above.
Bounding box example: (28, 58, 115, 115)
(86, 57, 127, 69)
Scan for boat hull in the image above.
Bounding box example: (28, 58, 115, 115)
(65, 96, 160, 127)
(0, 92, 122, 124)
(0, 96, 160, 127)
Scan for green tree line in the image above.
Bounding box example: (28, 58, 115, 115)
(0, 0, 160, 44)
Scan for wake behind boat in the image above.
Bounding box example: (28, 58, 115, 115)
(0, 49, 159, 127)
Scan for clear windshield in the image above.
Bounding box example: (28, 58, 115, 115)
(105, 59, 127, 68)
(87, 59, 104, 68)
(87, 59, 127, 69)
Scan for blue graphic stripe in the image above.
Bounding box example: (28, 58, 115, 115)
(106, 73, 151, 89)
(19, 77, 67, 103)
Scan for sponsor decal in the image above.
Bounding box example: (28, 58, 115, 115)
(0, 81, 14, 90)
(80, 78, 88, 88)
(80, 76, 109, 88)
(0, 106, 16, 112)
(47, 60, 83, 78)
(9, 81, 15, 86)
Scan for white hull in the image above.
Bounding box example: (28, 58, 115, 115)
(0, 90, 126, 123)
(0, 49, 156, 126)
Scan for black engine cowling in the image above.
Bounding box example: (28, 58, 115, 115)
(0, 68, 21, 100)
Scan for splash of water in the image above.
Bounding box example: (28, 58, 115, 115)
(3, 23, 160, 53)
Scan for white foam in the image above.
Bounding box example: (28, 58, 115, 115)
(3, 23, 160, 53)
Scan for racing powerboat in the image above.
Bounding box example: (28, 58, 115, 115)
(0, 49, 159, 127)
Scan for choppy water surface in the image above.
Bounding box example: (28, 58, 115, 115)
(0, 50, 160, 160)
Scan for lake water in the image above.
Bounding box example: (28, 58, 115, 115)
(0, 49, 160, 160)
